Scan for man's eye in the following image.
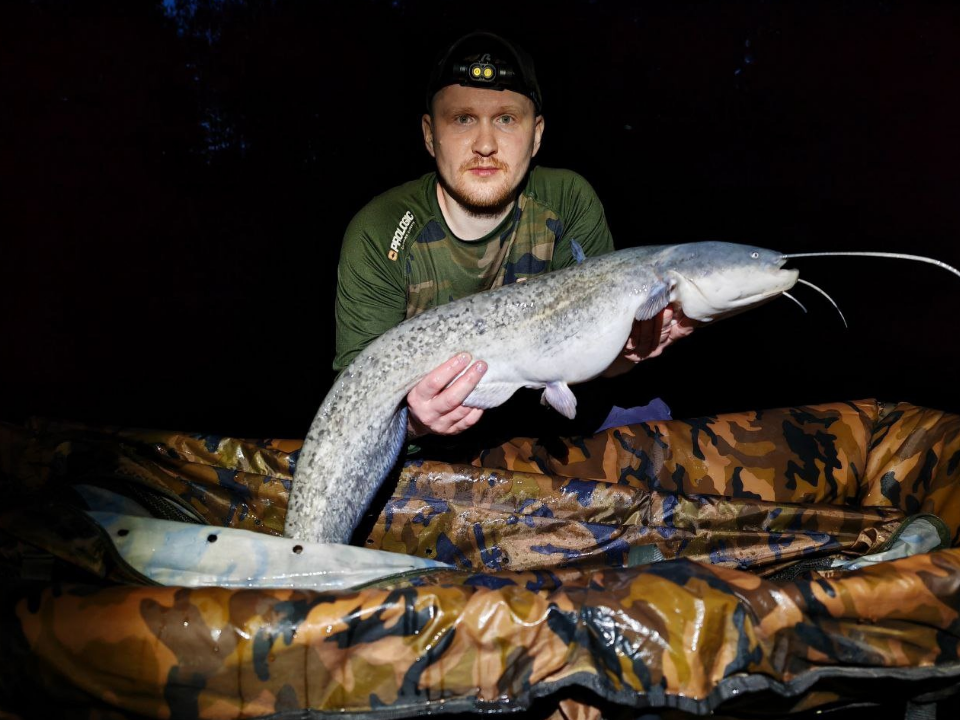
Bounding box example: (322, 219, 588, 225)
(497, 115, 516, 124)
(454, 115, 472, 124)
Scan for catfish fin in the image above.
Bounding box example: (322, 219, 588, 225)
(635, 280, 672, 321)
(541, 381, 578, 419)
(463, 381, 523, 410)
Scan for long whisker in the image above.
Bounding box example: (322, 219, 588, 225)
(783, 251, 960, 280)
(782, 291, 808, 316)
(797, 278, 848, 328)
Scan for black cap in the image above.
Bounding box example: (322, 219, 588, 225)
(426, 32, 542, 114)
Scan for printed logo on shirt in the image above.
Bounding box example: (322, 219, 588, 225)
(387, 210, 416, 261)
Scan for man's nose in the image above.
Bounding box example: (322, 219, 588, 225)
(472, 120, 497, 156)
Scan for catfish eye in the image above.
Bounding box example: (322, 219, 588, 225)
(751, 252, 759, 259)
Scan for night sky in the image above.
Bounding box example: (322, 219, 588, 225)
(3, 0, 960, 438)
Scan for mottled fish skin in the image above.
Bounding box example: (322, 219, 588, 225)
(284, 242, 798, 544)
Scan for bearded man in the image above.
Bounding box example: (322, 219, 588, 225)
(334, 32, 694, 440)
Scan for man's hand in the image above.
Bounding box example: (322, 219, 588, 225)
(602, 305, 698, 377)
(407, 352, 487, 439)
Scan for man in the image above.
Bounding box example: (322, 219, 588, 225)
(334, 32, 694, 440)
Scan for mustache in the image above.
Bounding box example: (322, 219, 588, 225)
(460, 158, 509, 173)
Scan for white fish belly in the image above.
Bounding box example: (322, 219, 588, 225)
(473, 310, 636, 391)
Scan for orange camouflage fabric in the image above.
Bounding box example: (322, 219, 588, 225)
(2, 399, 960, 718)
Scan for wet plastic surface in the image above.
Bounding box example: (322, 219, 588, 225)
(2, 399, 960, 718)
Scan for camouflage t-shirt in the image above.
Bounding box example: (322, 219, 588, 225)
(334, 166, 615, 371)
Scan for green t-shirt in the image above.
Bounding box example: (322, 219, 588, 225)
(333, 166, 614, 371)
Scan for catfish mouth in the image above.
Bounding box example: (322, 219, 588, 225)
(671, 266, 800, 322)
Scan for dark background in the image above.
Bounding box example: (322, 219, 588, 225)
(3, 0, 959, 438)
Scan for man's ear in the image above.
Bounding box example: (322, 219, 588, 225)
(422, 114, 436, 158)
(532, 115, 545, 157)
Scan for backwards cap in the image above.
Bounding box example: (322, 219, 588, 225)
(425, 31, 542, 114)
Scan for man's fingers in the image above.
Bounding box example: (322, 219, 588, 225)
(653, 309, 665, 341)
(430, 361, 487, 414)
(410, 352, 472, 400)
(447, 407, 485, 435)
(674, 307, 700, 334)
(413, 402, 484, 437)
(636, 311, 665, 356)
(439, 404, 480, 431)
(636, 321, 651, 355)
(405, 353, 488, 437)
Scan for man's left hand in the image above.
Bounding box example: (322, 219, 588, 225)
(602, 305, 698, 377)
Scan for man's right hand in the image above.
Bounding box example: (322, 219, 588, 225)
(406, 352, 487, 439)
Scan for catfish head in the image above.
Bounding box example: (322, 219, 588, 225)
(662, 242, 799, 323)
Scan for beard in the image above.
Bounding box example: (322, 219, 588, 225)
(439, 158, 523, 218)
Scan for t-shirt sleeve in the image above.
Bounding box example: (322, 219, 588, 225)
(549, 172, 615, 270)
(333, 211, 408, 372)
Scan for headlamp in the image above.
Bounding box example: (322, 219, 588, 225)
(426, 33, 542, 113)
(451, 53, 517, 89)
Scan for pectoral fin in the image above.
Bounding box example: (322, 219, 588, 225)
(541, 381, 578, 419)
(635, 280, 672, 321)
(463, 381, 523, 410)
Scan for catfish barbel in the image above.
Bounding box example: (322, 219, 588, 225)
(284, 241, 960, 544)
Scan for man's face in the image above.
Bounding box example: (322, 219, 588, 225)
(422, 84, 544, 215)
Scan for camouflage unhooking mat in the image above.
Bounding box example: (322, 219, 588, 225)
(2, 399, 960, 719)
